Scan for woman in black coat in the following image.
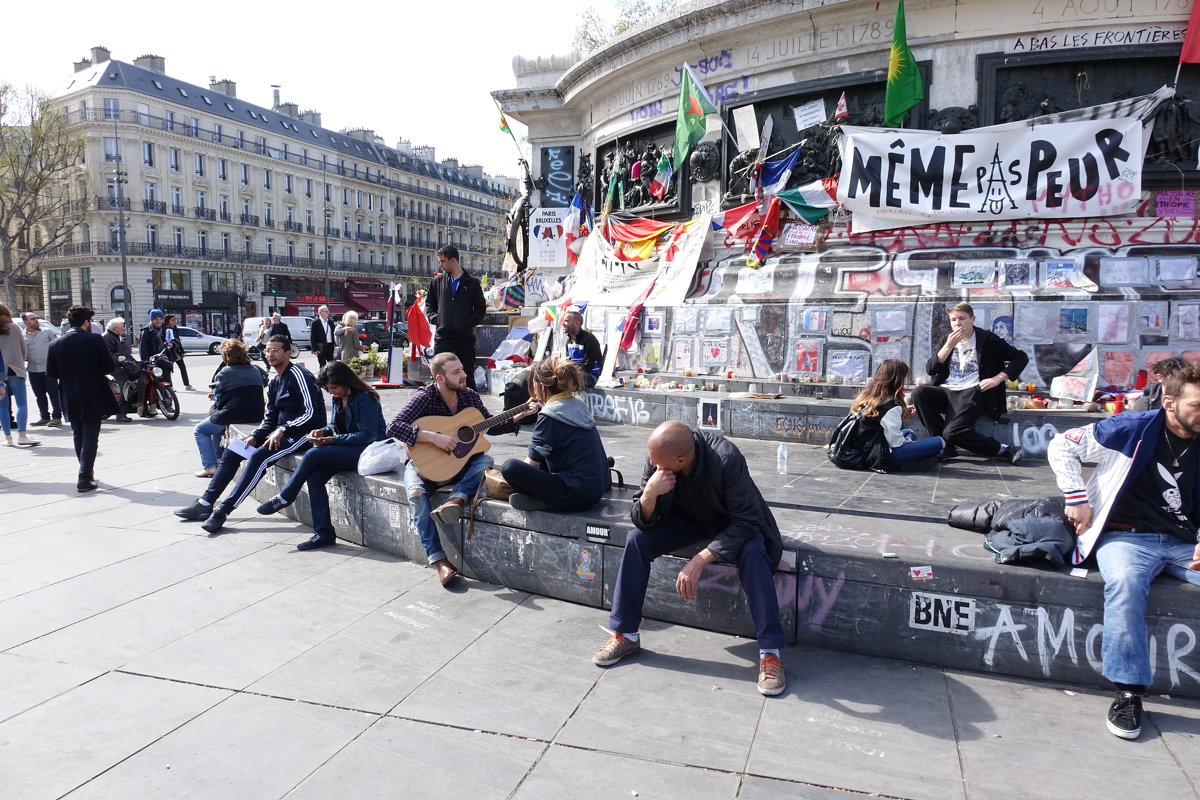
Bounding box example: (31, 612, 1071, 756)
(192, 339, 266, 477)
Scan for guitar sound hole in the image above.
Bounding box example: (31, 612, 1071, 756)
(456, 426, 475, 444)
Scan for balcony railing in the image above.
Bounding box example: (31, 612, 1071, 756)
(95, 196, 130, 211)
(219, 211, 232, 222)
(171, 205, 186, 216)
(142, 199, 166, 214)
(284, 221, 303, 232)
(194, 207, 216, 221)
(354, 232, 375, 242)
(263, 218, 275, 229)
(324, 227, 341, 238)
(239, 213, 259, 226)
(379, 234, 394, 245)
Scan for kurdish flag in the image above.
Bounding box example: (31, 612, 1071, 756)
(883, 0, 923, 127)
(673, 63, 718, 171)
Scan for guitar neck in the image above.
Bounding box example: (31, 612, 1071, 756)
(472, 401, 530, 435)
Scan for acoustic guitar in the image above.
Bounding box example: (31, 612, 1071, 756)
(408, 401, 531, 482)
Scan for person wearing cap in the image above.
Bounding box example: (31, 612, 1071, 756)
(137, 309, 170, 416)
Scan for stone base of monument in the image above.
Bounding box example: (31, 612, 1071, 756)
(246, 446, 1200, 698)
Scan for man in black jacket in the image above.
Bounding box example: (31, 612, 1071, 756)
(426, 245, 486, 389)
(562, 311, 602, 388)
(911, 302, 1030, 463)
(46, 306, 116, 492)
(592, 420, 788, 696)
(175, 335, 325, 533)
(309, 305, 336, 368)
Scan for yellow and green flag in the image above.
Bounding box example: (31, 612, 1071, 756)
(672, 64, 718, 171)
(883, 0, 923, 128)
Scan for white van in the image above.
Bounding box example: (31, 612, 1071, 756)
(242, 316, 313, 353)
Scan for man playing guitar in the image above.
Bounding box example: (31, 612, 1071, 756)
(387, 352, 539, 585)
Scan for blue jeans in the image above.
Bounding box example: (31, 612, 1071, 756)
(609, 513, 786, 650)
(278, 444, 365, 541)
(1094, 530, 1200, 686)
(193, 419, 226, 469)
(403, 453, 492, 563)
(887, 435, 945, 469)
(2, 375, 28, 435)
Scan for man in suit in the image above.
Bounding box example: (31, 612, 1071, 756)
(46, 306, 117, 492)
(309, 305, 335, 368)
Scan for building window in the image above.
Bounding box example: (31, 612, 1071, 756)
(221, 233, 231, 253)
(342, 188, 349, 205)
(48, 269, 71, 292)
(147, 225, 158, 248)
(170, 186, 182, 213)
(102, 98, 120, 121)
(264, 202, 273, 226)
(284, 174, 292, 195)
(305, 178, 312, 198)
(324, 184, 331, 202)
(106, 178, 119, 201)
(305, 209, 313, 227)
(203, 270, 236, 292)
(164, 111, 175, 132)
(307, 243, 314, 260)
(243, 235, 252, 253)
(356, 190, 363, 209)
(241, 199, 250, 216)
(136, 103, 149, 126)
(153, 267, 190, 290)
(285, 207, 295, 224)
(103, 137, 121, 162)
(240, 164, 249, 185)
(236, 130, 245, 149)
(266, 239, 275, 259)
(172, 229, 184, 252)
(356, 249, 363, 265)
(142, 142, 154, 167)
(188, 117, 200, 137)
(218, 159, 228, 181)
(263, 169, 272, 190)
(213, 123, 223, 143)
(219, 195, 229, 216)
(257, 136, 267, 154)
(194, 153, 205, 177)
(196, 190, 207, 210)
(342, 216, 350, 236)
(169, 148, 180, 172)
(143, 182, 157, 202)
(197, 230, 208, 254)
(287, 241, 295, 263)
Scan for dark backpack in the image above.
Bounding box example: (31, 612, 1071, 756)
(827, 400, 894, 472)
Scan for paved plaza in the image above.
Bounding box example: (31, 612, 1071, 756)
(2, 352, 1199, 799)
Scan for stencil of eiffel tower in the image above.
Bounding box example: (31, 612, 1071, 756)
(979, 144, 1018, 215)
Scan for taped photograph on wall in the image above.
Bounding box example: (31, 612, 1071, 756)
(1156, 256, 1198, 290)
(999, 260, 1035, 290)
(1138, 301, 1167, 331)
(1059, 307, 1090, 336)
(700, 339, 729, 367)
(873, 306, 910, 334)
(951, 260, 997, 289)
(1041, 260, 1080, 290)
(704, 307, 733, 333)
(1097, 303, 1130, 344)
(795, 340, 822, 374)
(673, 307, 699, 334)
(1102, 350, 1135, 388)
(698, 399, 722, 430)
(671, 338, 694, 371)
(1099, 257, 1147, 287)
(1178, 304, 1200, 340)
(827, 350, 868, 381)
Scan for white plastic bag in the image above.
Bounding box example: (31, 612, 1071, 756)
(358, 438, 407, 476)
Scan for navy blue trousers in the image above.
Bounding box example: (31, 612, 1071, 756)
(278, 444, 365, 541)
(609, 513, 786, 649)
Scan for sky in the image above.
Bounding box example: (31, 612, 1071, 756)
(1, 0, 622, 179)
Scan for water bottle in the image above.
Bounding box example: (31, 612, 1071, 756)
(776, 442, 788, 474)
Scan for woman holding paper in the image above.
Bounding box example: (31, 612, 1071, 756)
(256, 360, 386, 550)
(192, 339, 266, 477)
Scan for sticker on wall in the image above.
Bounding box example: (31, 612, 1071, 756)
(1138, 301, 1167, 331)
(799, 309, 828, 332)
(909, 566, 933, 580)
(1099, 257, 1148, 287)
(1178, 304, 1200, 340)
(910, 592, 975, 634)
(1102, 351, 1135, 387)
(873, 306, 910, 334)
(671, 338, 694, 371)
(575, 548, 597, 581)
(951, 260, 997, 289)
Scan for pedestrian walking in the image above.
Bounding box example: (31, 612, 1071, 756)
(335, 310, 362, 362)
(21, 312, 62, 427)
(162, 314, 193, 390)
(46, 306, 116, 491)
(0, 303, 39, 447)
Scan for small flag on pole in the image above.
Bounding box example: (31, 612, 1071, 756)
(834, 92, 849, 122)
(883, 0, 924, 127)
(672, 63, 719, 172)
(648, 154, 673, 201)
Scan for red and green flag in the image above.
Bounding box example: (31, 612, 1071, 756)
(883, 0, 923, 128)
(672, 63, 718, 171)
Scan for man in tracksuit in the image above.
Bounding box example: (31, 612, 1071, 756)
(175, 335, 325, 533)
(425, 245, 486, 389)
(1048, 362, 1200, 740)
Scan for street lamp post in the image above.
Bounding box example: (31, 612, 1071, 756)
(112, 117, 133, 351)
(322, 164, 331, 304)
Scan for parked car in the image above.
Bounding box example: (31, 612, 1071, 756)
(173, 326, 228, 354)
(240, 316, 313, 354)
(356, 319, 409, 350)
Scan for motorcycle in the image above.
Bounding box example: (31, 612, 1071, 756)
(110, 348, 180, 420)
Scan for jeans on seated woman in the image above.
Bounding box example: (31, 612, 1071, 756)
(886, 429, 946, 469)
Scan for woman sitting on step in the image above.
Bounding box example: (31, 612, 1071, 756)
(501, 358, 610, 512)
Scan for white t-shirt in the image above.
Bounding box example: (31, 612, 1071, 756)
(944, 333, 979, 390)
